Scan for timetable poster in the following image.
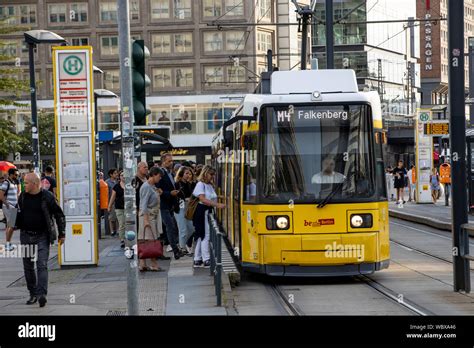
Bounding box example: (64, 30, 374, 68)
(61, 136, 91, 216)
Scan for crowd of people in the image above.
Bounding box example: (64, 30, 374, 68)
(0, 156, 225, 308)
(99, 153, 225, 270)
(386, 160, 443, 205)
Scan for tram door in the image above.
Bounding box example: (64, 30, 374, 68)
(232, 128, 241, 249)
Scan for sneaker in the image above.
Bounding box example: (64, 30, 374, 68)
(203, 260, 211, 268)
(193, 260, 203, 268)
(5, 243, 16, 252)
(186, 245, 193, 254)
(120, 241, 125, 249)
(166, 245, 173, 252)
(111, 231, 117, 237)
(180, 247, 189, 255)
(158, 255, 171, 260)
(173, 251, 181, 260)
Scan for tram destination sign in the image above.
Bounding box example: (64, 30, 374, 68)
(423, 122, 449, 136)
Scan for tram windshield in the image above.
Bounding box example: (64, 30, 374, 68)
(261, 104, 376, 203)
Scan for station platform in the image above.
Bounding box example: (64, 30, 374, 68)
(0, 218, 227, 315)
(388, 200, 474, 235)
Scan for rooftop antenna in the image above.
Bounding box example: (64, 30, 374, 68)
(291, 0, 317, 70)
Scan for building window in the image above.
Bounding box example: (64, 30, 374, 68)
(204, 66, 224, 84)
(174, 33, 193, 53)
(224, 0, 244, 16)
(70, 3, 88, 22)
(226, 31, 245, 50)
(151, 0, 169, 19)
(0, 6, 16, 24)
(70, 37, 89, 46)
(204, 32, 223, 52)
(203, 0, 222, 17)
(130, 0, 140, 21)
(258, 0, 271, 20)
(175, 67, 193, 88)
(153, 68, 172, 88)
(228, 66, 245, 83)
(174, 0, 192, 19)
(101, 36, 119, 56)
(152, 34, 172, 54)
(48, 4, 67, 23)
(257, 31, 272, 52)
(20, 5, 36, 24)
(0, 41, 17, 57)
(104, 70, 120, 91)
(100, 1, 117, 22)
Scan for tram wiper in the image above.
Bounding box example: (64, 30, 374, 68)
(316, 174, 353, 209)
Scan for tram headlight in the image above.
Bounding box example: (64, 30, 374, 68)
(266, 215, 290, 230)
(350, 214, 373, 228)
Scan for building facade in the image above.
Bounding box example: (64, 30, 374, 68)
(312, 0, 421, 128)
(0, 0, 308, 165)
(417, 0, 474, 106)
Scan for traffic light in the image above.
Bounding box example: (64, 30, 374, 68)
(131, 40, 151, 126)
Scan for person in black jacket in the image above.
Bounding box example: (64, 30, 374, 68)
(16, 173, 66, 308)
(155, 153, 183, 259)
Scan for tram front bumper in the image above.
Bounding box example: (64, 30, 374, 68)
(262, 232, 379, 265)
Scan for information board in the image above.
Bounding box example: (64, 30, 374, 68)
(415, 110, 434, 203)
(53, 46, 98, 266)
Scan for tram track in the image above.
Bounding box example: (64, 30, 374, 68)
(355, 274, 433, 316)
(268, 284, 305, 316)
(390, 238, 474, 271)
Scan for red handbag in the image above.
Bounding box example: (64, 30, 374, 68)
(138, 240, 163, 259)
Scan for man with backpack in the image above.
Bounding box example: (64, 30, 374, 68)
(0, 168, 20, 251)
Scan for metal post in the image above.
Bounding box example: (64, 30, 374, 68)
(301, 13, 309, 70)
(216, 226, 222, 307)
(118, 0, 139, 314)
(267, 49, 273, 72)
(28, 42, 40, 174)
(469, 37, 474, 127)
(448, 0, 470, 293)
(94, 95, 101, 239)
(325, 0, 334, 69)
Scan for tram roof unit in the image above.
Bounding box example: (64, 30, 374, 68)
(212, 69, 383, 144)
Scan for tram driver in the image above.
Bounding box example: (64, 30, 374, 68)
(311, 156, 345, 185)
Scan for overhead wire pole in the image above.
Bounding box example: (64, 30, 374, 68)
(448, 0, 470, 293)
(291, 0, 318, 70)
(325, 0, 334, 69)
(117, 0, 139, 314)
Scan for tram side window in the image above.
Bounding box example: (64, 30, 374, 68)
(374, 132, 387, 199)
(243, 132, 258, 202)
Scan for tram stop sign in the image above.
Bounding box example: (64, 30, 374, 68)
(419, 112, 430, 122)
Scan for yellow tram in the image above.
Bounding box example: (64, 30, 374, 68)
(212, 69, 390, 276)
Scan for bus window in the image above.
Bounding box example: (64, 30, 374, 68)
(243, 132, 258, 203)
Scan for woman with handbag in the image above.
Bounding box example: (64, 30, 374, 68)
(138, 167, 165, 272)
(175, 166, 195, 255)
(192, 165, 225, 268)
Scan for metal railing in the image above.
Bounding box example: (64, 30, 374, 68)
(208, 211, 223, 306)
(456, 224, 473, 293)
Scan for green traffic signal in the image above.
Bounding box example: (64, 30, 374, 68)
(131, 40, 151, 126)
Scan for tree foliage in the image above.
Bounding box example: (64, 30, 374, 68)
(19, 110, 56, 156)
(0, 118, 22, 160)
(0, 20, 30, 107)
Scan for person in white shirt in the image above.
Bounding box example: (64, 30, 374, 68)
(311, 156, 345, 185)
(191, 166, 225, 268)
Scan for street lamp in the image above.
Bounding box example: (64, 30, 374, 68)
(24, 30, 66, 174)
(94, 88, 118, 238)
